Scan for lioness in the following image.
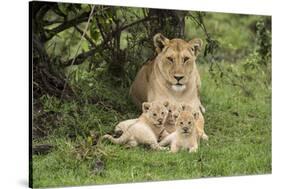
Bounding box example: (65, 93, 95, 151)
(129, 33, 208, 140)
(159, 109, 200, 153)
(102, 101, 169, 150)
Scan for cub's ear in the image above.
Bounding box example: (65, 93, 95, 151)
(181, 104, 191, 111)
(193, 112, 200, 120)
(153, 33, 170, 53)
(188, 38, 203, 56)
(163, 101, 169, 108)
(181, 104, 186, 111)
(142, 102, 151, 113)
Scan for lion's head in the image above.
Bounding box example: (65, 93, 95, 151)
(153, 33, 203, 92)
(142, 101, 169, 127)
(175, 109, 199, 136)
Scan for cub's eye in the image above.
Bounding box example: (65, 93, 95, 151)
(166, 56, 174, 63)
(153, 113, 157, 117)
(180, 122, 184, 125)
(174, 115, 178, 119)
(168, 109, 172, 113)
(161, 112, 164, 115)
(183, 56, 190, 63)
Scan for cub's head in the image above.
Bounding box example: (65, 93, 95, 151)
(175, 108, 199, 136)
(166, 103, 183, 125)
(153, 33, 203, 92)
(142, 101, 169, 127)
(170, 103, 192, 124)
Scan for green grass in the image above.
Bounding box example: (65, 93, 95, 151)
(32, 9, 271, 188)
(31, 62, 271, 188)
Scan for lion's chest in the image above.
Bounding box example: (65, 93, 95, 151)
(147, 84, 199, 109)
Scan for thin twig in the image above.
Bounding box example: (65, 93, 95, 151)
(46, 11, 90, 41)
(74, 25, 95, 47)
(188, 12, 209, 38)
(60, 5, 95, 100)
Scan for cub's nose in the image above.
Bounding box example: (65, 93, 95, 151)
(158, 118, 163, 123)
(174, 76, 184, 82)
(183, 127, 189, 132)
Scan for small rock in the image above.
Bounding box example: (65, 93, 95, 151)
(91, 159, 105, 176)
(32, 144, 54, 155)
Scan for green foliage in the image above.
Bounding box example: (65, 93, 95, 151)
(256, 18, 271, 64)
(32, 3, 271, 188)
(32, 62, 271, 187)
(209, 51, 271, 98)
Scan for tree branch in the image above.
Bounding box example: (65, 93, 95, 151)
(74, 25, 95, 47)
(62, 16, 155, 67)
(45, 11, 90, 41)
(62, 41, 107, 67)
(118, 16, 153, 32)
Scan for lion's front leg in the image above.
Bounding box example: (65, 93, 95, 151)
(189, 145, 198, 153)
(170, 142, 180, 153)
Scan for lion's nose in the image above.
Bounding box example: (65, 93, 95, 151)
(158, 118, 163, 123)
(174, 76, 184, 82)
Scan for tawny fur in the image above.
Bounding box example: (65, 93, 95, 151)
(103, 101, 169, 150)
(163, 102, 208, 141)
(160, 110, 200, 153)
(163, 103, 182, 134)
(129, 33, 207, 140)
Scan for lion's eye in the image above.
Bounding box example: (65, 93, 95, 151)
(174, 115, 178, 119)
(161, 112, 164, 115)
(180, 122, 184, 125)
(153, 113, 157, 117)
(183, 56, 190, 63)
(169, 109, 172, 113)
(167, 57, 174, 63)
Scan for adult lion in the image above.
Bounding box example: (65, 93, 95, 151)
(129, 33, 208, 140)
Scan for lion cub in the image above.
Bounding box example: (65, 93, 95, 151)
(164, 103, 183, 134)
(102, 101, 169, 150)
(159, 108, 200, 153)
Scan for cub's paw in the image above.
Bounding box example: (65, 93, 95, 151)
(102, 134, 112, 140)
(158, 146, 169, 151)
(200, 105, 206, 114)
(189, 147, 198, 153)
(202, 133, 209, 141)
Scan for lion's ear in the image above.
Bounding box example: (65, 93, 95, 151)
(181, 104, 186, 111)
(193, 112, 200, 120)
(189, 38, 203, 56)
(142, 102, 151, 113)
(163, 101, 169, 108)
(181, 104, 191, 111)
(153, 33, 170, 53)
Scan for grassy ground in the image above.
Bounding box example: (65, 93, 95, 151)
(31, 11, 271, 188)
(31, 62, 271, 188)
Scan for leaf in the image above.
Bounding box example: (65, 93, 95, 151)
(81, 4, 91, 12)
(58, 4, 68, 15)
(75, 69, 79, 82)
(91, 30, 100, 42)
(87, 136, 92, 145)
